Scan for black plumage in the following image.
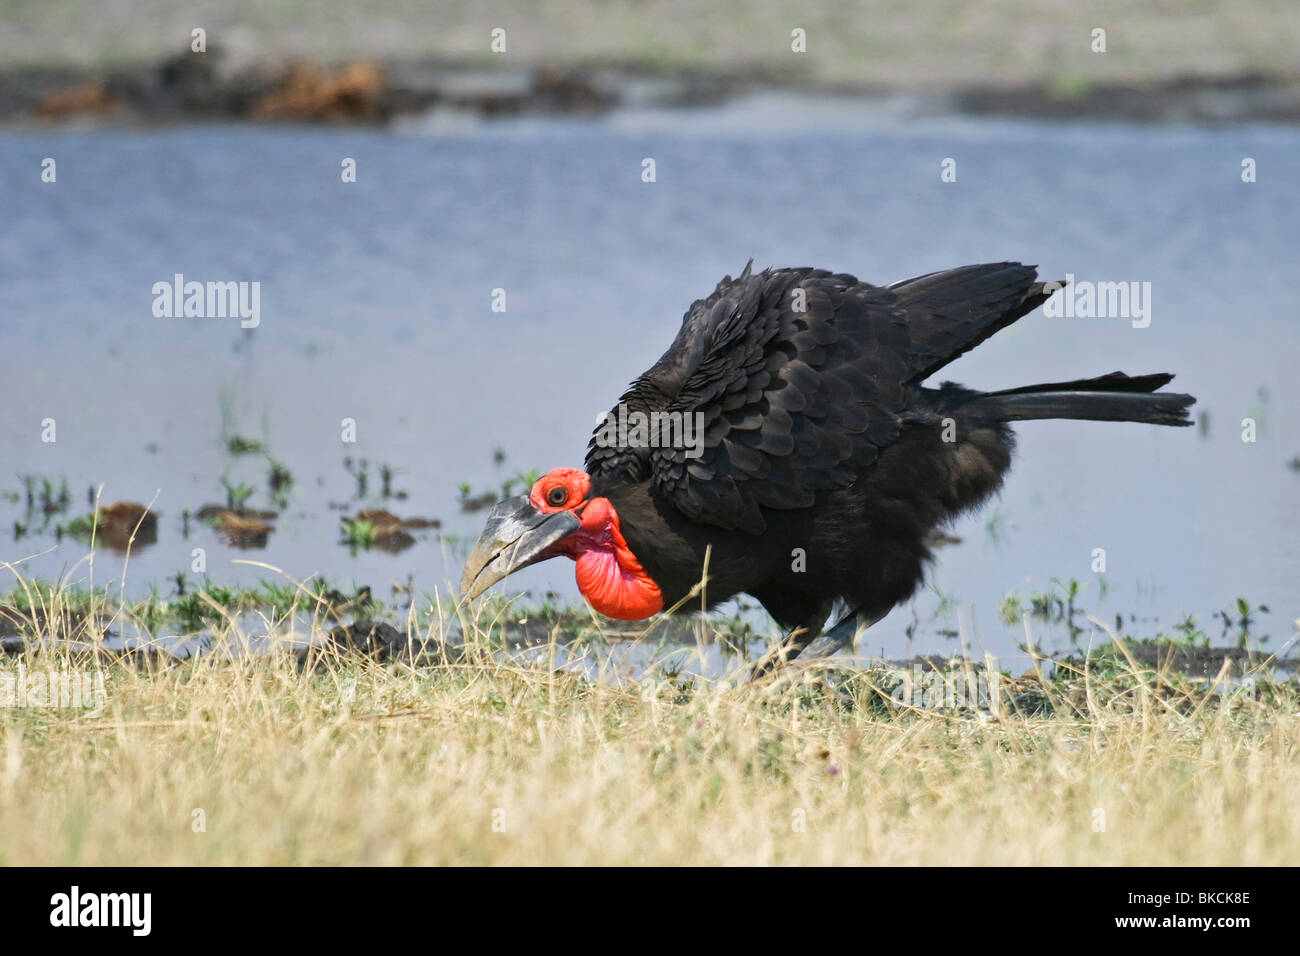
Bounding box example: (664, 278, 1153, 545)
(584, 261, 1194, 665)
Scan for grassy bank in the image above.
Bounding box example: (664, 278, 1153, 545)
(6, 0, 1299, 88)
(2, 560, 1294, 865)
(6, 2, 1300, 124)
(1, 625, 1296, 865)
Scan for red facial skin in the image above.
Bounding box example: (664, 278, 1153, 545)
(530, 468, 664, 620)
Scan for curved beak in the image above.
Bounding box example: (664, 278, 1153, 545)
(460, 495, 580, 600)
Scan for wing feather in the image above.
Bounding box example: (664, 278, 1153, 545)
(587, 262, 1046, 533)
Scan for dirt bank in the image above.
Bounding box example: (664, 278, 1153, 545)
(5, 50, 1300, 126)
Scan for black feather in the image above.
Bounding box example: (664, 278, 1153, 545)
(580, 262, 1196, 651)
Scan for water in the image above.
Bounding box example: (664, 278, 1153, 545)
(4, 94, 1298, 668)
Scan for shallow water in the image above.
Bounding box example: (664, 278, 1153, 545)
(3, 94, 1298, 667)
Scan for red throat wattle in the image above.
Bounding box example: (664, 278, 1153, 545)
(530, 469, 664, 620)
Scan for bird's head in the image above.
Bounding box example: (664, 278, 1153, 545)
(460, 467, 663, 620)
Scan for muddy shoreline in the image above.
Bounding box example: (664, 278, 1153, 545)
(3, 611, 1292, 682)
(5, 51, 1300, 126)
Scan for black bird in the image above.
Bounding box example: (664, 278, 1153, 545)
(461, 262, 1194, 672)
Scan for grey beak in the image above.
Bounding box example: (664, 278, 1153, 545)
(460, 495, 580, 600)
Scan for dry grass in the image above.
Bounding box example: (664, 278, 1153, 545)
(1, 573, 1297, 864)
(2, 526, 1297, 866)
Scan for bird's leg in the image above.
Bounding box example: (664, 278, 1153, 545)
(799, 607, 884, 661)
(747, 607, 885, 682)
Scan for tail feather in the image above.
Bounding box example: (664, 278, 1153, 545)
(987, 370, 1173, 397)
(891, 264, 1065, 383)
(971, 371, 1195, 426)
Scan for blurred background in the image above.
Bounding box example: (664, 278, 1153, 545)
(2, 0, 1297, 667)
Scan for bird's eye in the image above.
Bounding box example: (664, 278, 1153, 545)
(547, 486, 568, 507)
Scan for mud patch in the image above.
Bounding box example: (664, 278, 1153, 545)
(196, 505, 276, 549)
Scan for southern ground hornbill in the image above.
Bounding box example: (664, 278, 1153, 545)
(461, 262, 1195, 674)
